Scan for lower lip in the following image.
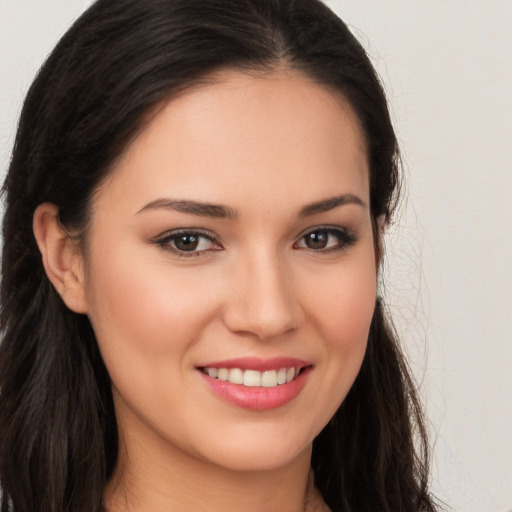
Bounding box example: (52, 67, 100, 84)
(199, 368, 311, 411)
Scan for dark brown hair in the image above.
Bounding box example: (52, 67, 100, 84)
(0, 1, 436, 511)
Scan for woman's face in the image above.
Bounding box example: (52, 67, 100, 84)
(82, 71, 377, 472)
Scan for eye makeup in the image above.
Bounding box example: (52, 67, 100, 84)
(153, 228, 222, 257)
(152, 223, 358, 259)
(294, 225, 357, 253)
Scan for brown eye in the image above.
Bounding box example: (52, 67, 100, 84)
(295, 227, 357, 252)
(174, 234, 200, 251)
(304, 231, 329, 249)
(156, 229, 221, 256)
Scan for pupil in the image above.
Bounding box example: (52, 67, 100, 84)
(306, 231, 328, 249)
(176, 235, 199, 251)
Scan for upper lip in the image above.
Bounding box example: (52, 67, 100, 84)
(197, 357, 311, 372)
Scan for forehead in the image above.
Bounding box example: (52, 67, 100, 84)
(97, 70, 369, 214)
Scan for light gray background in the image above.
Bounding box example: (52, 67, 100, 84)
(1, 1, 511, 511)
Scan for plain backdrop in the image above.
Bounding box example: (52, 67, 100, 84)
(1, 1, 511, 511)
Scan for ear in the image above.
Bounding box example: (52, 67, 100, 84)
(33, 203, 89, 314)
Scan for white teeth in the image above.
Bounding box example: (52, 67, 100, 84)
(243, 370, 261, 387)
(261, 370, 278, 388)
(203, 366, 302, 387)
(277, 368, 287, 385)
(228, 368, 244, 385)
(207, 368, 218, 378)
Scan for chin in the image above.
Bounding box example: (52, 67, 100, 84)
(189, 427, 314, 473)
(209, 448, 310, 474)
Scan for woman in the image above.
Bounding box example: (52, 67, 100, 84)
(0, 0, 437, 511)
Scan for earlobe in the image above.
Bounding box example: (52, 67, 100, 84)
(32, 203, 89, 314)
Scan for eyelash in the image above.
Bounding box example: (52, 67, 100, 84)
(155, 229, 221, 258)
(154, 226, 357, 257)
(294, 225, 357, 253)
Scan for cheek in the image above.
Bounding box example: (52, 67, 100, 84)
(328, 271, 376, 345)
(305, 250, 377, 351)
(83, 253, 222, 436)
(300, 246, 377, 419)
(83, 247, 220, 379)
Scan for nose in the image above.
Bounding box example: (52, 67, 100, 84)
(222, 251, 303, 341)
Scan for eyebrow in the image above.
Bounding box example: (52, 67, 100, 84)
(137, 193, 365, 219)
(298, 194, 366, 217)
(137, 199, 238, 219)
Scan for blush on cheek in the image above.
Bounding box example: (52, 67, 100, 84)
(88, 262, 218, 360)
(320, 294, 376, 384)
(322, 271, 376, 334)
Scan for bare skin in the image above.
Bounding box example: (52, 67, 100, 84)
(34, 70, 375, 511)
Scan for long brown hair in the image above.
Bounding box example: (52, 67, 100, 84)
(1, 1, 436, 511)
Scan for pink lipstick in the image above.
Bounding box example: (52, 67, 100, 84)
(197, 357, 312, 410)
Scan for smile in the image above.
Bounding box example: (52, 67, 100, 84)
(198, 358, 312, 410)
(201, 367, 301, 388)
